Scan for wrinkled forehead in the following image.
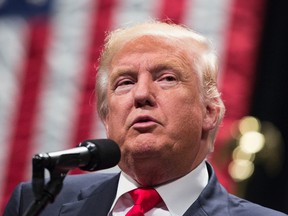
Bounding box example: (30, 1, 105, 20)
(111, 36, 195, 74)
(110, 35, 205, 68)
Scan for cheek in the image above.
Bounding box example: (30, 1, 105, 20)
(105, 97, 131, 135)
(165, 98, 204, 138)
(108, 95, 131, 118)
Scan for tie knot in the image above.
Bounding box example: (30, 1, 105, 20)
(126, 188, 162, 216)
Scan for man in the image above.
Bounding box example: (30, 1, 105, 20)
(4, 21, 287, 216)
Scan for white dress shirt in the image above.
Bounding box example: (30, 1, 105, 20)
(108, 160, 209, 216)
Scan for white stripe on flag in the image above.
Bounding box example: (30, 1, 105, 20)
(111, 0, 161, 29)
(0, 17, 30, 204)
(23, 0, 98, 180)
(183, 0, 233, 77)
(30, 0, 97, 154)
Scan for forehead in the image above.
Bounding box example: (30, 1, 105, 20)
(115, 35, 185, 55)
(110, 36, 195, 69)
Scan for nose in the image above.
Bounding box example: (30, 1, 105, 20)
(133, 75, 156, 108)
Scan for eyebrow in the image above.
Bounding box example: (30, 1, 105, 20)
(148, 60, 187, 77)
(109, 66, 137, 84)
(149, 63, 171, 72)
(109, 56, 191, 83)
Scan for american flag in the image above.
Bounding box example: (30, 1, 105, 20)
(0, 0, 266, 212)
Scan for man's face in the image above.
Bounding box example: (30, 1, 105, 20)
(104, 36, 216, 186)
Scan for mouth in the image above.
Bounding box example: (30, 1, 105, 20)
(131, 116, 159, 129)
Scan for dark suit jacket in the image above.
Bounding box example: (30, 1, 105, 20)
(4, 163, 287, 216)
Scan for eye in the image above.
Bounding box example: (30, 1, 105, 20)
(162, 75, 176, 82)
(118, 79, 134, 86)
(157, 74, 178, 88)
(114, 78, 135, 94)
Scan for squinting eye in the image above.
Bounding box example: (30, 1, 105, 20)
(157, 74, 178, 88)
(114, 79, 135, 94)
(118, 80, 134, 86)
(163, 76, 176, 82)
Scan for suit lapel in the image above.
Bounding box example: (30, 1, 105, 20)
(59, 173, 120, 216)
(182, 162, 230, 216)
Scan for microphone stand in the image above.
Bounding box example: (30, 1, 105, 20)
(23, 155, 68, 216)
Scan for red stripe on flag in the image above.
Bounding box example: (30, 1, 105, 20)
(211, 0, 267, 192)
(69, 0, 117, 174)
(2, 17, 51, 209)
(221, 0, 266, 120)
(158, 0, 188, 23)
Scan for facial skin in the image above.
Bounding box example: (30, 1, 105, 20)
(104, 36, 219, 186)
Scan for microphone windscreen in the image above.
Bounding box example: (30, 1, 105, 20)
(79, 139, 121, 171)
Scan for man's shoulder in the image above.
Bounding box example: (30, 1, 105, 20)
(60, 172, 120, 197)
(196, 163, 287, 216)
(227, 193, 287, 216)
(19, 172, 119, 191)
(63, 172, 119, 186)
(4, 172, 120, 216)
(196, 182, 287, 216)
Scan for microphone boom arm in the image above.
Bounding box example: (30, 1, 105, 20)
(23, 142, 97, 216)
(23, 155, 68, 216)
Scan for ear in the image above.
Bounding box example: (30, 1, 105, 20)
(202, 103, 220, 131)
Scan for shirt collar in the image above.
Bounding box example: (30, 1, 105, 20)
(110, 160, 208, 216)
(109, 171, 140, 212)
(156, 160, 209, 215)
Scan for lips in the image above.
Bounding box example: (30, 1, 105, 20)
(131, 115, 159, 128)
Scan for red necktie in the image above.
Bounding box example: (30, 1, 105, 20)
(126, 188, 162, 216)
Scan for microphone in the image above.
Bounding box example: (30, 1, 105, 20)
(33, 139, 121, 172)
(25, 140, 120, 216)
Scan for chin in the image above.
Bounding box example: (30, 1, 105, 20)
(120, 156, 171, 186)
(133, 168, 167, 186)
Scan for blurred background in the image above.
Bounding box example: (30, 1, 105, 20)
(0, 0, 287, 214)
